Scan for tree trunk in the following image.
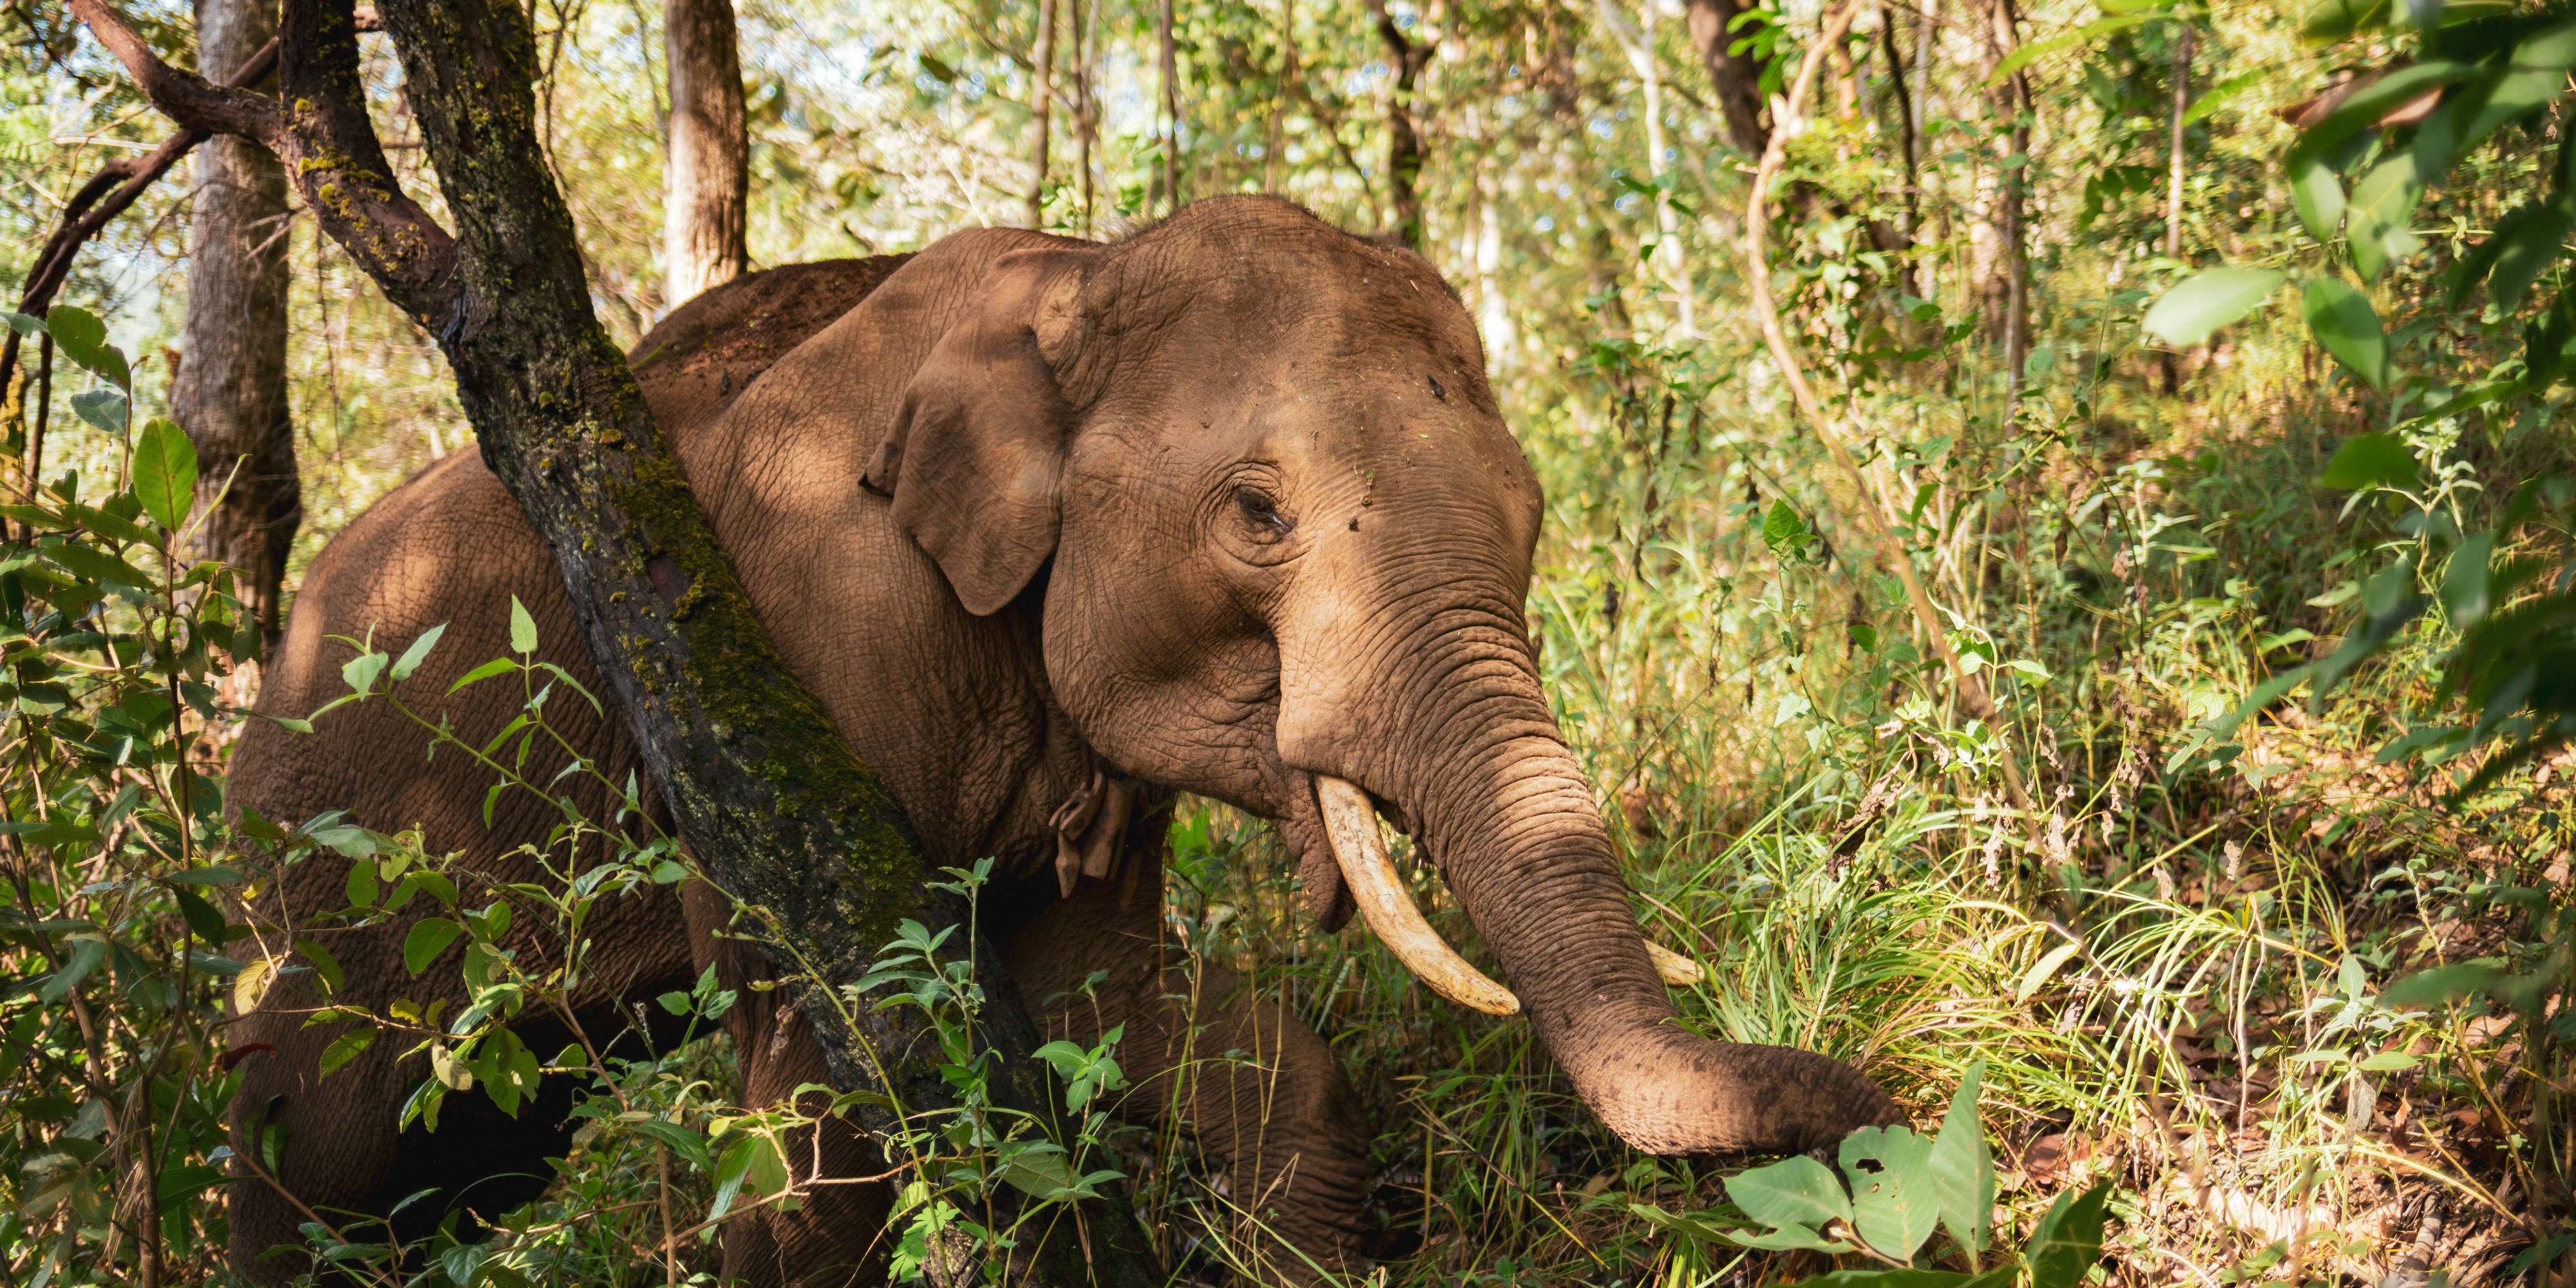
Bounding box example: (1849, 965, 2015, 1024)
(1158, 0, 1179, 213)
(174, 0, 298, 658)
(661, 0, 747, 307)
(2166, 21, 2192, 256)
(1682, 0, 1769, 156)
(70, 0, 1160, 1280)
(1983, 0, 2031, 393)
(1026, 0, 1057, 229)
(1368, 0, 1430, 249)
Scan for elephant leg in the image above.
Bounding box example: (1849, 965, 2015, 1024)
(1001, 862, 1370, 1285)
(227, 985, 600, 1283)
(681, 882, 892, 1287)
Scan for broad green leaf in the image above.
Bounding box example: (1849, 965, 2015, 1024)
(2143, 268, 2284, 346)
(40, 938, 108, 1001)
(318, 1028, 375, 1077)
(175, 887, 227, 946)
(46, 305, 129, 389)
(1725, 1154, 1852, 1233)
(2300, 0, 2387, 41)
(2346, 156, 2423, 280)
(341, 649, 388, 697)
(402, 918, 466, 976)
(2486, 202, 2573, 314)
(1762, 498, 1813, 557)
(1840, 1124, 1939, 1258)
(629, 1117, 715, 1171)
(2026, 1183, 2114, 1288)
(1786, 1273, 1971, 1288)
(1926, 1062, 1994, 1253)
(3, 311, 42, 337)
(509, 595, 538, 654)
(2290, 152, 2346, 241)
(2301, 278, 2389, 389)
(2380, 961, 2509, 1007)
(391, 623, 448, 683)
(133, 419, 199, 531)
(2441, 532, 2494, 625)
(2323, 433, 2420, 490)
(2454, 21, 2576, 153)
(1723, 1224, 1860, 1253)
(70, 390, 126, 435)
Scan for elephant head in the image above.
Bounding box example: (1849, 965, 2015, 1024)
(862, 195, 1903, 1156)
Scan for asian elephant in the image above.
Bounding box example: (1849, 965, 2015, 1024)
(223, 196, 1903, 1286)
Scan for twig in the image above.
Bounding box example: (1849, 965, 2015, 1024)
(1738, 2, 2036, 817)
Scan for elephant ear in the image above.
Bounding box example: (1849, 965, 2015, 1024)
(863, 247, 1090, 616)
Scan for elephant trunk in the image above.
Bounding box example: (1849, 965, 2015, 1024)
(1280, 594, 1902, 1157)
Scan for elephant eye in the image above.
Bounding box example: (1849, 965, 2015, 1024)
(1234, 487, 1294, 540)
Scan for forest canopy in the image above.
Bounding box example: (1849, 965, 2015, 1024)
(5, 0, 2576, 1282)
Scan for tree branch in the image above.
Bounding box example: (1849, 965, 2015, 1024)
(62, 0, 281, 142)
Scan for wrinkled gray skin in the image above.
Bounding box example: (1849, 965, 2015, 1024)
(225, 197, 1902, 1287)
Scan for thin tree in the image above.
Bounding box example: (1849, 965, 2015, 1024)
(662, 0, 749, 306)
(173, 0, 299, 656)
(1158, 0, 1179, 213)
(67, 0, 1161, 1279)
(1027, 0, 1059, 228)
(1682, 0, 1769, 155)
(1367, 0, 1431, 248)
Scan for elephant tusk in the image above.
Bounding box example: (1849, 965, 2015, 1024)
(1312, 775, 1522, 1017)
(1646, 940, 1705, 987)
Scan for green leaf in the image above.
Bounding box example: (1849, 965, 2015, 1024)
(2290, 151, 2347, 242)
(345, 860, 381, 909)
(132, 418, 200, 531)
(2346, 156, 2424, 280)
(296, 937, 345, 992)
(1786, 1273, 1971, 1288)
(2485, 202, 2573, 315)
(2026, 1183, 2114, 1288)
(629, 1117, 714, 1172)
(175, 887, 227, 946)
(2183, 70, 2267, 125)
(1926, 1062, 1994, 1253)
(1762, 498, 1814, 558)
(46, 305, 128, 389)
(2380, 961, 2509, 1007)
(2301, 278, 2389, 390)
(402, 918, 466, 976)
(2322, 433, 2420, 490)
(2300, 0, 2388, 41)
(318, 1028, 375, 1077)
(1840, 1124, 1939, 1259)
(70, 390, 126, 435)
(391, 623, 448, 683)
(2018, 940, 2085, 1003)
(1725, 1154, 1852, 1233)
(2454, 21, 2576, 153)
(509, 595, 538, 654)
(2441, 532, 2494, 626)
(341, 649, 388, 697)
(2143, 268, 2284, 346)
(448, 657, 518, 694)
(1724, 1224, 1860, 1253)
(3, 311, 42, 337)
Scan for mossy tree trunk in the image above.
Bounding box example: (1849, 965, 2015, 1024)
(69, 0, 1157, 1279)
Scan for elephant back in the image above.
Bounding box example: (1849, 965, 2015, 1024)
(630, 256, 915, 442)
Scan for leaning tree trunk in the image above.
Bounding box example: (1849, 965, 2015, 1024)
(661, 0, 748, 307)
(69, 0, 1158, 1281)
(173, 0, 299, 656)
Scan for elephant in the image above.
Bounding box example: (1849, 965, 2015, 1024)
(223, 195, 1904, 1286)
